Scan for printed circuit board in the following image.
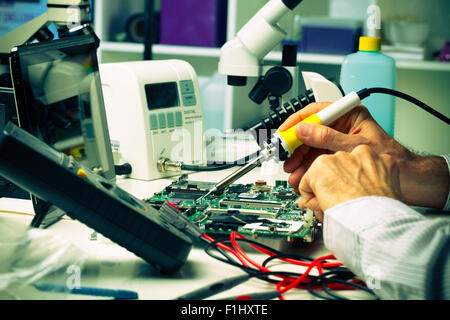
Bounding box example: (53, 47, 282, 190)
(145, 174, 318, 242)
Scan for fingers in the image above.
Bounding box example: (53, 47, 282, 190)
(295, 121, 367, 153)
(283, 144, 310, 173)
(278, 102, 332, 132)
(297, 170, 315, 209)
(297, 153, 331, 210)
(288, 148, 325, 189)
(314, 210, 324, 222)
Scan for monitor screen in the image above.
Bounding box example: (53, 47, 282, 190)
(10, 34, 115, 181)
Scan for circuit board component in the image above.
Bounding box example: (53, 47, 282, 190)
(146, 174, 318, 243)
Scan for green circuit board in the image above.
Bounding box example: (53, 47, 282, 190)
(145, 174, 318, 243)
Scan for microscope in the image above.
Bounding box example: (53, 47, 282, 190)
(199, 0, 348, 197)
(157, 0, 344, 175)
(218, 0, 344, 145)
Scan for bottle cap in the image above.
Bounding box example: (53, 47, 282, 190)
(359, 36, 381, 51)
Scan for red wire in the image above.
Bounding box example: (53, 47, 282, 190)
(276, 255, 334, 294)
(174, 201, 358, 298)
(230, 231, 342, 269)
(167, 200, 245, 266)
(230, 231, 272, 273)
(202, 233, 250, 267)
(201, 231, 364, 299)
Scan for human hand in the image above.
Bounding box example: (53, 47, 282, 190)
(279, 102, 449, 209)
(297, 145, 402, 220)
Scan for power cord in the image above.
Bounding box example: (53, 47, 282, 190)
(159, 87, 448, 173)
(357, 87, 450, 125)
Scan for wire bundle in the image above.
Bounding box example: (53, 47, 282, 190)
(201, 231, 378, 300)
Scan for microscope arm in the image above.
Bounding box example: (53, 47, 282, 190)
(219, 0, 303, 84)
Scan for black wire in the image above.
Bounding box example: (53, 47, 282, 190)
(180, 151, 261, 172)
(183, 87, 448, 172)
(202, 236, 379, 300)
(262, 253, 315, 267)
(357, 87, 450, 125)
(316, 270, 379, 300)
(181, 162, 237, 172)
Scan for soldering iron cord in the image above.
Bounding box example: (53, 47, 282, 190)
(178, 87, 448, 172)
(357, 87, 450, 125)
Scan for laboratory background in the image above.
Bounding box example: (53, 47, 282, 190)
(1, 0, 448, 154)
(0, 0, 449, 303)
(92, 0, 449, 155)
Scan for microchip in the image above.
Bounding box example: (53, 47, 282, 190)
(204, 213, 261, 231)
(276, 190, 298, 200)
(238, 193, 260, 199)
(171, 192, 203, 200)
(227, 184, 251, 194)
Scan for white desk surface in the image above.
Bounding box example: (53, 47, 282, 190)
(0, 162, 374, 300)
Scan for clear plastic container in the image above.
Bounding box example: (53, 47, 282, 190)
(200, 72, 226, 132)
(340, 36, 396, 136)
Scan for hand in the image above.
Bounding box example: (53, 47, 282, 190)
(279, 102, 449, 209)
(297, 145, 402, 220)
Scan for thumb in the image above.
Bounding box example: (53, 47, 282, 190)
(295, 122, 358, 152)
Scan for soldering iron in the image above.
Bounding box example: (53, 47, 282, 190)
(203, 87, 450, 198)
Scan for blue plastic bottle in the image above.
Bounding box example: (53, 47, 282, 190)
(340, 36, 396, 136)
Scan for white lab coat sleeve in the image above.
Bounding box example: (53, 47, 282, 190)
(323, 196, 450, 300)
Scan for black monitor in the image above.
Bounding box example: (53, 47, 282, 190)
(9, 33, 116, 227)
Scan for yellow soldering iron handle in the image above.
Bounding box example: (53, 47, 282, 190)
(275, 92, 362, 157)
(276, 113, 323, 156)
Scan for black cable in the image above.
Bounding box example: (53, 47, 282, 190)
(203, 239, 321, 289)
(262, 253, 315, 267)
(202, 236, 379, 300)
(357, 87, 450, 125)
(180, 151, 261, 172)
(143, 0, 154, 60)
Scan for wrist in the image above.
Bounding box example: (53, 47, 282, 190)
(399, 154, 450, 208)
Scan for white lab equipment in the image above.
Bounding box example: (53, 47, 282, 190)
(100, 60, 206, 181)
(218, 0, 304, 130)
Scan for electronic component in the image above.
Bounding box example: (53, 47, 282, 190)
(242, 219, 304, 234)
(0, 122, 192, 273)
(219, 198, 286, 209)
(238, 193, 260, 200)
(0, 86, 29, 199)
(146, 175, 317, 242)
(10, 33, 117, 228)
(10, 34, 116, 180)
(99, 60, 206, 181)
(251, 180, 271, 193)
(208, 208, 279, 219)
(276, 190, 298, 200)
